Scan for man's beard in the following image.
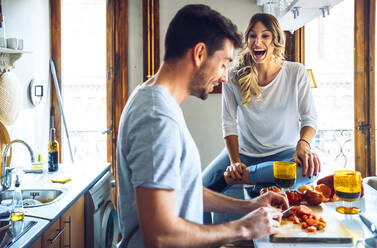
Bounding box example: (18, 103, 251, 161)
(189, 63, 211, 100)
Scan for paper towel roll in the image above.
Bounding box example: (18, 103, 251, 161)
(0, 72, 22, 125)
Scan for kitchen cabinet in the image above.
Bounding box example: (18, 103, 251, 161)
(41, 220, 61, 248)
(257, 0, 344, 32)
(61, 195, 85, 248)
(28, 236, 41, 248)
(29, 194, 85, 248)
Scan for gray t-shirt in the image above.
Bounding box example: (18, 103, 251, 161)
(116, 84, 203, 247)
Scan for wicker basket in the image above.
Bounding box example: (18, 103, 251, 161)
(0, 121, 11, 180)
(0, 71, 22, 125)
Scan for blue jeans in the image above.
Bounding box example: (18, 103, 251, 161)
(202, 148, 318, 224)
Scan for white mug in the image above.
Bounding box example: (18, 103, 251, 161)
(6, 38, 17, 49)
(17, 39, 23, 50)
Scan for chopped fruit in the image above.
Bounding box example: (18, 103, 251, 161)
(306, 218, 318, 226)
(319, 217, 326, 224)
(285, 190, 303, 205)
(315, 184, 332, 198)
(292, 215, 300, 224)
(316, 221, 326, 230)
(304, 189, 324, 205)
(307, 226, 317, 232)
(298, 185, 310, 194)
(260, 186, 281, 195)
(317, 175, 335, 196)
(317, 175, 365, 198)
(283, 204, 326, 233)
(292, 205, 313, 216)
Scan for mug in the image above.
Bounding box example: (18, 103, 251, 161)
(6, 38, 17, 49)
(17, 39, 23, 50)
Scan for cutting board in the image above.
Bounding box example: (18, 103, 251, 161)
(270, 204, 353, 244)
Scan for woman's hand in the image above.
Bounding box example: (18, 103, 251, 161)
(224, 162, 252, 185)
(294, 140, 321, 178)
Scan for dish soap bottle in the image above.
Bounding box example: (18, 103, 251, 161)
(48, 127, 59, 172)
(11, 176, 24, 222)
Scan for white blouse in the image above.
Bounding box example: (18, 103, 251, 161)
(222, 61, 317, 157)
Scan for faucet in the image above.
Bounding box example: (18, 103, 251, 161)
(1, 139, 35, 190)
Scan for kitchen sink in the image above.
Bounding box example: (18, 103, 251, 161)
(0, 189, 66, 208)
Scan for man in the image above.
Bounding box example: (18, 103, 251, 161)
(117, 4, 289, 247)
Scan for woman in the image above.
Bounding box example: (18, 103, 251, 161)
(203, 13, 320, 222)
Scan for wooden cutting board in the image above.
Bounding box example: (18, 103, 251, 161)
(270, 204, 353, 243)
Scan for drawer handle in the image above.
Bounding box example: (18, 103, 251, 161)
(48, 226, 65, 244)
(63, 216, 72, 248)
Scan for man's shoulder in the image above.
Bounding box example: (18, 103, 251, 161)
(123, 84, 182, 127)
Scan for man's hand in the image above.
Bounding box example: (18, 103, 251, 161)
(294, 141, 321, 178)
(238, 207, 283, 239)
(224, 162, 252, 185)
(250, 191, 289, 211)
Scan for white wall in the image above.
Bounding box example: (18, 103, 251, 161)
(3, 0, 50, 166)
(128, 0, 261, 169)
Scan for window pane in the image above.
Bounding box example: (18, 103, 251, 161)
(61, 0, 107, 163)
(305, 0, 355, 173)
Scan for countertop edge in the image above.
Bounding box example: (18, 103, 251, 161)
(11, 163, 112, 248)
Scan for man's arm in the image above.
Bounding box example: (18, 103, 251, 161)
(135, 187, 283, 248)
(203, 187, 254, 214)
(203, 187, 289, 214)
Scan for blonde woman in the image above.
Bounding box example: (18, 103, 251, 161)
(203, 13, 320, 223)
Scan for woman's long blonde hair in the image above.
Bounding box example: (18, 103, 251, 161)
(235, 13, 285, 106)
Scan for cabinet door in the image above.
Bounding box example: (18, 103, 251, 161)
(41, 219, 62, 248)
(61, 195, 85, 248)
(29, 236, 42, 248)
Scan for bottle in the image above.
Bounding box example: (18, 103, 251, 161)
(11, 176, 24, 222)
(48, 128, 59, 172)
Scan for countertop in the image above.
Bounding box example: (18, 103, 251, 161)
(6, 162, 111, 248)
(221, 182, 377, 248)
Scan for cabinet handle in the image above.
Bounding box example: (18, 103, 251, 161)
(48, 226, 65, 244)
(63, 216, 72, 248)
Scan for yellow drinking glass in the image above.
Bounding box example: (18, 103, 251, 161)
(334, 170, 362, 214)
(273, 161, 296, 191)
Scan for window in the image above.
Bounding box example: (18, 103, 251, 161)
(305, 0, 355, 174)
(61, 0, 107, 163)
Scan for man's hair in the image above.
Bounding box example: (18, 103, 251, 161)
(164, 4, 242, 61)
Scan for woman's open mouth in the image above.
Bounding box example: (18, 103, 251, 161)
(253, 49, 266, 59)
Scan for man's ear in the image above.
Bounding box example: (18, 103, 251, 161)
(193, 42, 207, 68)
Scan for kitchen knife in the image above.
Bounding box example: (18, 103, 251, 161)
(360, 214, 377, 237)
(281, 206, 294, 218)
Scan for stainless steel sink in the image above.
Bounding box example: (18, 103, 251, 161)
(0, 189, 66, 208)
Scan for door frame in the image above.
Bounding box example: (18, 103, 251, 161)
(354, 0, 376, 177)
(50, 0, 129, 206)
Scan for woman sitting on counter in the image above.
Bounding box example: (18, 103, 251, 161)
(202, 13, 321, 223)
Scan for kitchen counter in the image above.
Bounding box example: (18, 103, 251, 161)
(221, 182, 377, 248)
(5, 162, 111, 248)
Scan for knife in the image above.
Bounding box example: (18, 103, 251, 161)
(360, 214, 377, 237)
(281, 206, 294, 218)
